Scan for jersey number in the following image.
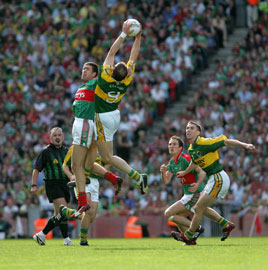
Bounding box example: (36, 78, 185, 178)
(106, 92, 120, 103)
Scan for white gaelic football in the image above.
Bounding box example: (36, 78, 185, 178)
(127, 19, 141, 37)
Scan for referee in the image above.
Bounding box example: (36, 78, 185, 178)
(31, 127, 73, 246)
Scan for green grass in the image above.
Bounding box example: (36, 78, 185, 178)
(1, 237, 267, 270)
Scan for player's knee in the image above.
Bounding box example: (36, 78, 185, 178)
(102, 155, 112, 164)
(193, 205, 204, 215)
(164, 209, 171, 219)
(71, 161, 82, 172)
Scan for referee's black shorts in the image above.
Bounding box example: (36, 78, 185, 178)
(45, 180, 70, 203)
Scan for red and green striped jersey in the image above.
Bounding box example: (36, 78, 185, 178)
(188, 135, 227, 176)
(72, 78, 97, 120)
(94, 61, 135, 113)
(168, 151, 204, 195)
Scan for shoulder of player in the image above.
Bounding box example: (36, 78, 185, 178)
(62, 145, 70, 152)
(181, 153, 191, 162)
(84, 77, 98, 86)
(42, 144, 51, 152)
(196, 135, 227, 145)
(36, 144, 51, 158)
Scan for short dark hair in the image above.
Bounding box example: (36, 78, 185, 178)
(188, 121, 202, 132)
(84, 62, 99, 76)
(170, 135, 184, 147)
(113, 62, 128, 81)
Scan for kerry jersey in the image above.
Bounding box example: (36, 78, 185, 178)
(188, 135, 227, 177)
(94, 61, 135, 113)
(168, 151, 204, 195)
(72, 78, 97, 120)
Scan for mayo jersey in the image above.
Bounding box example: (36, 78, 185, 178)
(72, 78, 97, 120)
(94, 61, 135, 113)
(188, 135, 227, 176)
(168, 151, 204, 195)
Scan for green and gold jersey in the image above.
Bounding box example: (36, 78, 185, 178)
(72, 78, 97, 120)
(94, 61, 135, 113)
(168, 151, 204, 195)
(63, 145, 104, 179)
(188, 135, 227, 176)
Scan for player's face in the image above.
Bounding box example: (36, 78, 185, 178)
(81, 65, 94, 81)
(50, 130, 64, 147)
(186, 123, 200, 140)
(168, 139, 181, 156)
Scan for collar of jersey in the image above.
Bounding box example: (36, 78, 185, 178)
(193, 135, 200, 144)
(173, 149, 183, 164)
(82, 76, 97, 84)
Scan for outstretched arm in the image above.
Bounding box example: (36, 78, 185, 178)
(129, 27, 142, 63)
(104, 21, 132, 66)
(224, 139, 255, 151)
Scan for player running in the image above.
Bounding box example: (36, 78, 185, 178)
(175, 121, 255, 244)
(161, 135, 235, 245)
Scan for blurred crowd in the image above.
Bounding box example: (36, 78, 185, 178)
(0, 0, 267, 238)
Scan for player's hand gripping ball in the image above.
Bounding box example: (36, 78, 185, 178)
(127, 19, 141, 37)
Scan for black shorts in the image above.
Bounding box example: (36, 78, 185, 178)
(45, 180, 70, 203)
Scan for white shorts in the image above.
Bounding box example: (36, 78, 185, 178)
(179, 193, 200, 213)
(74, 178, 99, 202)
(95, 110, 120, 142)
(72, 117, 96, 148)
(204, 170, 230, 199)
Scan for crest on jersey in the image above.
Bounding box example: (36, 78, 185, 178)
(53, 159, 58, 164)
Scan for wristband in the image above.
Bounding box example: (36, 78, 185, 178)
(31, 184, 37, 187)
(120, 32, 127, 39)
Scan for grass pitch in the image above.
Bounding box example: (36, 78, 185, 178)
(0, 237, 267, 270)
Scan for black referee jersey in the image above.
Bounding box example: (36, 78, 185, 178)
(34, 144, 69, 182)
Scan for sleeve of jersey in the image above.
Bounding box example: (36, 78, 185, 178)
(34, 150, 46, 171)
(122, 60, 135, 86)
(101, 65, 113, 82)
(198, 135, 228, 152)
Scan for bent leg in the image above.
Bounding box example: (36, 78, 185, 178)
(97, 141, 132, 174)
(203, 207, 222, 222)
(164, 201, 192, 231)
